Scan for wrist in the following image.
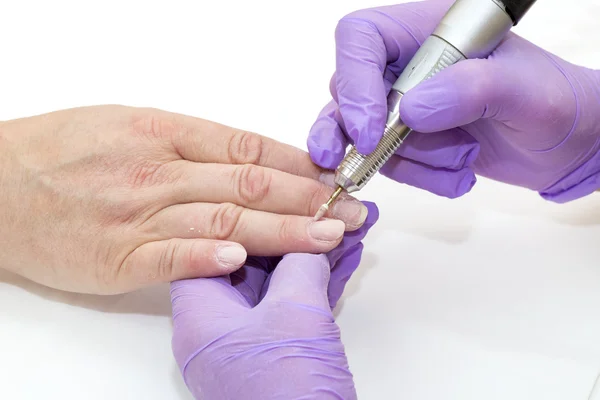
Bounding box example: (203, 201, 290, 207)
(0, 119, 25, 272)
(0, 122, 9, 271)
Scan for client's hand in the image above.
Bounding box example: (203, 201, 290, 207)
(0, 105, 366, 294)
(170, 202, 379, 400)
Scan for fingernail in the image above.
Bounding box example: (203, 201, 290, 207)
(308, 219, 345, 242)
(319, 172, 336, 188)
(331, 199, 368, 228)
(216, 245, 247, 268)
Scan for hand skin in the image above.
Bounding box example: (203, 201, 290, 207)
(308, 0, 600, 202)
(0, 105, 367, 294)
(171, 201, 379, 400)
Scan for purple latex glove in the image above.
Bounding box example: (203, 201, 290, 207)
(171, 202, 379, 400)
(308, 0, 600, 202)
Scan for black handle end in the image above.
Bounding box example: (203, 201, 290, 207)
(499, 0, 537, 24)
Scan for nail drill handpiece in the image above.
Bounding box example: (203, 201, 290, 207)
(315, 0, 537, 219)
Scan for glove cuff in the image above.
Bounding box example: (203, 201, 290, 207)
(538, 68, 600, 203)
(539, 160, 600, 203)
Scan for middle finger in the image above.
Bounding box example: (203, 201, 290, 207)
(165, 160, 368, 230)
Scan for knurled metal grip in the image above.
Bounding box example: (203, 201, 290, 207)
(335, 123, 411, 193)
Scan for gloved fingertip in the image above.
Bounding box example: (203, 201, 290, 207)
(281, 253, 331, 280)
(265, 253, 332, 305)
(451, 169, 477, 198)
(281, 252, 328, 263)
(360, 201, 380, 225)
(444, 138, 481, 170)
(355, 134, 378, 155)
(354, 116, 387, 155)
(462, 141, 481, 167)
(399, 88, 435, 133)
(314, 148, 345, 170)
(329, 73, 339, 103)
(307, 137, 345, 170)
(328, 242, 364, 310)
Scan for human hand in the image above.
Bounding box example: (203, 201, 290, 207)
(308, 0, 600, 202)
(0, 105, 368, 294)
(170, 201, 379, 400)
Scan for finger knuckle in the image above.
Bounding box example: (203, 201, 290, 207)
(210, 203, 244, 240)
(127, 159, 170, 188)
(108, 244, 146, 293)
(328, 74, 336, 97)
(95, 246, 121, 290)
(185, 241, 205, 270)
(157, 240, 178, 279)
(335, 17, 354, 39)
(337, 9, 367, 24)
(228, 130, 264, 165)
(234, 164, 271, 204)
(336, 10, 375, 37)
(131, 109, 176, 141)
(275, 216, 295, 243)
(101, 195, 156, 228)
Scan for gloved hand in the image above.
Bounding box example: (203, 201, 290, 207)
(170, 202, 379, 400)
(308, 0, 600, 202)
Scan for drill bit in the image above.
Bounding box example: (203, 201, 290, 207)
(314, 186, 343, 220)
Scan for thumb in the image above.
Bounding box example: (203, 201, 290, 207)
(121, 239, 246, 290)
(399, 58, 524, 133)
(262, 253, 331, 310)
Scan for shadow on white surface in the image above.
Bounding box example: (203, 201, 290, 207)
(357, 179, 477, 245)
(171, 364, 195, 400)
(0, 268, 173, 317)
(333, 250, 380, 318)
(466, 178, 600, 227)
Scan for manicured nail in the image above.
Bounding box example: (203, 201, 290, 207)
(331, 199, 368, 228)
(308, 219, 345, 242)
(319, 172, 336, 188)
(216, 245, 247, 268)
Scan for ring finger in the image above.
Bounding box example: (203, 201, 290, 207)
(143, 202, 347, 256)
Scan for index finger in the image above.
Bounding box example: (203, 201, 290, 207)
(147, 108, 325, 180)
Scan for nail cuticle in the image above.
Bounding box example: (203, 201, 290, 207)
(331, 199, 368, 227)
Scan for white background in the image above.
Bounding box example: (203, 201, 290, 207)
(2, 0, 600, 399)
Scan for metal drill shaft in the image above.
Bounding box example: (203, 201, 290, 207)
(314, 186, 343, 220)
